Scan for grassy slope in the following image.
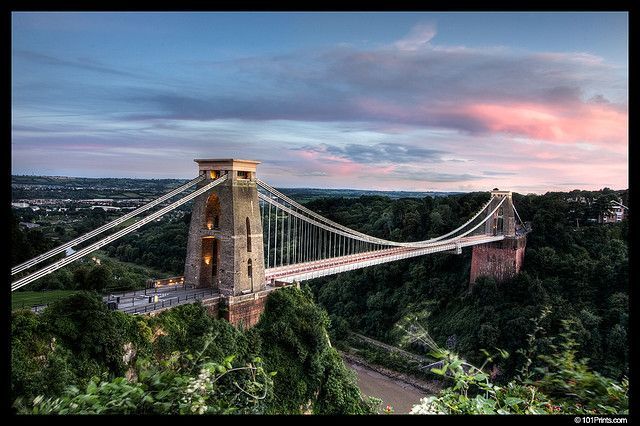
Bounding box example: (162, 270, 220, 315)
(12, 290, 78, 310)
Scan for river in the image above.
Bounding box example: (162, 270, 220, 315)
(343, 358, 432, 414)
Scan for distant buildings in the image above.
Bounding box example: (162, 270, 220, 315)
(90, 205, 122, 211)
(566, 196, 588, 203)
(11, 196, 148, 214)
(19, 222, 40, 229)
(12, 202, 40, 211)
(565, 194, 628, 225)
(599, 199, 628, 224)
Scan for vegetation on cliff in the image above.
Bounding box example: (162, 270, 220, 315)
(11, 184, 628, 415)
(12, 288, 377, 415)
(306, 189, 628, 385)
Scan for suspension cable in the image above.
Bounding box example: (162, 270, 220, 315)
(257, 179, 494, 246)
(12, 175, 206, 275)
(258, 192, 505, 249)
(512, 204, 527, 229)
(257, 179, 493, 245)
(12, 175, 227, 291)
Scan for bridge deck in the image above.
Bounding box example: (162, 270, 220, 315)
(90, 235, 504, 315)
(265, 234, 504, 283)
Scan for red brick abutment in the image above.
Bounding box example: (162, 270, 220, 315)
(144, 282, 295, 328)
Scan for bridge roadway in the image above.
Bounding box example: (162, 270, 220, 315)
(265, 234, 505, 283)
(89, 235, 504, 315)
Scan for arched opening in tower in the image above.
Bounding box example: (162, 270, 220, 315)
(246, 217, 252, 252)
(247, 258, 253, 292)
(204, 192, 221, 230)
(201, 236, 219, 289)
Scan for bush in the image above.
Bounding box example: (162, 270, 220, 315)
(11, 310, 77, 400)
(12, 286, 377, 415)
(40, 292, 136, 375)
(532, 321, 628, 414)
(408, 320, 628, 415)
(16, 345, 274, 414)
(148, 302, 257, 365)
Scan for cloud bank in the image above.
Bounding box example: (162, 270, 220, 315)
(12, 21, 628, 193)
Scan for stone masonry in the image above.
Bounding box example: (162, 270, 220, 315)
(469, 236, 527, 284)
(221, 292, 270, 329)
(470, 189, 526, 284)
(184, 159, 266, 295)
(183, 159, 268, 326)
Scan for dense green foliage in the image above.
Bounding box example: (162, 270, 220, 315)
(531, 322, 629, 414)
(11, 212, 55, 267)
(103, 214, 190, 275)
(20, 349, 274, 414)
(11, 181, 628, 415)
(256, 286, 377, 414)
(12, 288, 376, 415)
(12, 293, 141, 400)
(305, 189, 628, 387)
(408, 319, 628, 414)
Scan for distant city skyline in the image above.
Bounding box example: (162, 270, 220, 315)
(12, 12, 628, 194)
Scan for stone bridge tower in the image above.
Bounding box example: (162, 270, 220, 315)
(470, 190, 527, 284)
(184, 159, 268, 326)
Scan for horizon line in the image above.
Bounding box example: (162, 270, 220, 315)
(10, 173, 628, 196)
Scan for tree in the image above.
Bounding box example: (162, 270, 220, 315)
(86, 264, 113, 292)
(257, 286, 375, 414)
(73, 266, 90, 289)
(40, 292, 135, 375)
(16, 347, 274, 415)
(11, 310, 78, 400)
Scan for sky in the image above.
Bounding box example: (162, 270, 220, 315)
(11, 12, 628, 194)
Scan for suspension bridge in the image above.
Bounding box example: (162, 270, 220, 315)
(11, 159, 529, 326)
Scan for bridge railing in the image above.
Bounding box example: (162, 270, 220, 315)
(119, 289, 219, 315)
(105, 284, 194, 302)
(16, 288, 218, 315)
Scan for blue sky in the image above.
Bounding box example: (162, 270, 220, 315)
(12, 12, 628, 193)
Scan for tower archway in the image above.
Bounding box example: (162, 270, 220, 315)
(205, 192, 220, 230)
(200, 236, 219, 289)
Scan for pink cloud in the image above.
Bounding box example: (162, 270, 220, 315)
(462, 101, 627, 147)
(291, 147, 397, 179)
(356, 96, 627, 149)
